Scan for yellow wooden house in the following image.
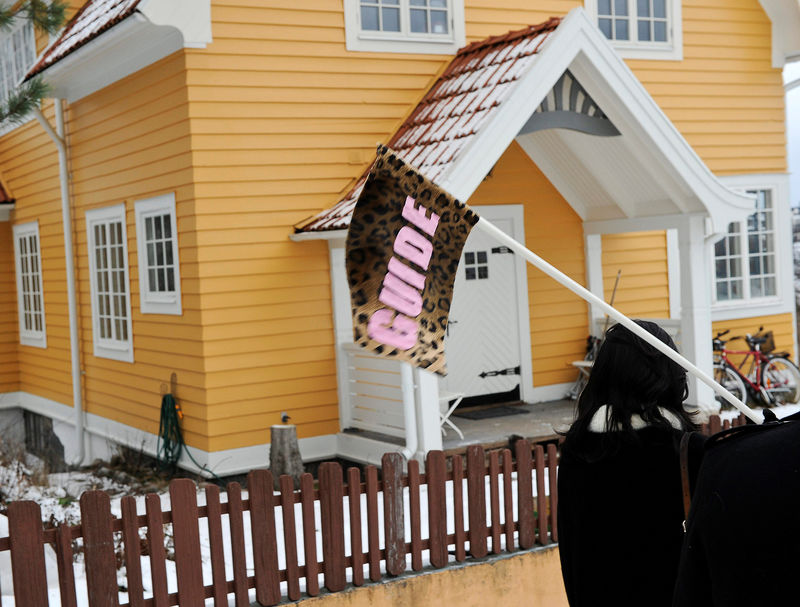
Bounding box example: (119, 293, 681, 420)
(0, 0, 798, 472)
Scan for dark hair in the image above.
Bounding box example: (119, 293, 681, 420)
(563, 320, 696, 458)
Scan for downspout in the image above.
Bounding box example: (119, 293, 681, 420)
(399, 362, 418, 461)
(33, 99, 84, 466)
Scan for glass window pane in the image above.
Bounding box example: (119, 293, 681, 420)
(167, 268, 175, 291)
(599, 18, 613, 38)
(637, 0, 650, 17)
(361, 6, 379, 30)
(638, 20, 650, 41)
(156, 243, 164, 265)
(465, 252, 475, 264)
(654, 0, 666, 18)
(731, 280, 742, 299)
(751, 278, 762, 298)
(158, 269, 165, 291)
(431, 0, 447, 6)
(749, 256, 761, 276)
(163, 214, 172, 238)
(431, 10, 448, 33)
(149, 269, 156, 291)
(654, 21, 667, 41)
(764, 254, 775, 274)
(599, 0, 612, 14)
(155, 216, 162, 239)
(714, 239, 725, 257)
(615, 0, 628, 14)
(476, 251, 487, 264)
(715, 259, 727, 278)
(465, 267, 476, 280)
(410, 0, 426, 5)
(166, 244, 173, 265)
(764, 276, 776, 296)
(615, 19, 629, 40)
(730, 258, 741, 278)
(477, 266, 488, 279)
(147, 243, 155, 266)
(410, 8, 427, 32)
(716, 282, 729, 301)
(145, 217, 153, 240)
(383, 7, 400, 31)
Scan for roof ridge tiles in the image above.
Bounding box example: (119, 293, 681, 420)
(455, 16, 561, 57)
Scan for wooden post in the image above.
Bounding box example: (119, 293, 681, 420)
(270, 424, 304, 489)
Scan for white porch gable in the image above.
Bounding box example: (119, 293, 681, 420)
(293, 7, 758, 462)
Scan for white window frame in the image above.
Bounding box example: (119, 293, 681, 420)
(86, 204, 134, 363)
(134, 193, 182, 315)
(12, 220, 46, 348)
(0, 17, 37, 136)
(584, 0, 682, 61)
(344, 0, 465, 54)
(711, 174, 793, 322)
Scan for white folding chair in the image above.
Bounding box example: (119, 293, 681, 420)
(439, 390, 465, 440)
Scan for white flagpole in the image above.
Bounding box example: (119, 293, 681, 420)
(474, 218, 762, 424)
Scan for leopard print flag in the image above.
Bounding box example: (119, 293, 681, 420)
(346, 145, 479, 376)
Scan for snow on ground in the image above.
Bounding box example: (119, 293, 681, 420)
(0, 453, 546, 606)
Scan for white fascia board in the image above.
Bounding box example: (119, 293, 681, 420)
(759, 0, 800, 68)
(0, 203, 13, 221)
(440, 7, 754, 234)
(289, 229, 348, 241)
(38, 0, 211, 103)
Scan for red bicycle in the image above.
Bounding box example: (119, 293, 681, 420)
(713, 329, 800, 407)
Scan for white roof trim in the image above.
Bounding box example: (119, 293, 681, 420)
(289, 229, 348, 241)
(439, 7, 755, 235)
(0, 203, 13, 222)
(759, 0, 800, 67)
(37, 0, 211, 103)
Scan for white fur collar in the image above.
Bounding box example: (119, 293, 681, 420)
(588, 404, 684, 433)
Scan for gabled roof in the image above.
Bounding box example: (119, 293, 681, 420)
(296, 18, 561, 233)
(26, 0, 142, 79)
(295, 8, 755, 237)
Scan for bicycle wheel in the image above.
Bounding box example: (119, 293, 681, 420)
(761, 358, 800, 405)
(713, 363, 747, 409)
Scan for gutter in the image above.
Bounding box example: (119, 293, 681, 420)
(399, 362, 418, 461)
(33, 100, 84, 466)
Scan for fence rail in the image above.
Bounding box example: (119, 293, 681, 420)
(0, 413, 746, 606)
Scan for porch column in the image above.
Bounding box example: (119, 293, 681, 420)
(584, 234, 604, 326)
(678, 215, 718, 418)
(414, 369, 443, 457)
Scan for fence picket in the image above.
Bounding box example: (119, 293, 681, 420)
(547, 443, 559, 543)
(80, 491, 120, 607)
(347, 467, 365, 586)
(535, 445, 548, 545)
(204, 485, 228, 606)
(408, 460, 422, 571)
(121, 496, 145, 607)
(365, 465, 381, 582)
(426, 451, 448, 568)
(709, 415, 722, 435)
(145, 494, 169, 607)
(452, 454, 466, 562)
(320, 462, 347, 591)
(488, 450, 501, 554)
(515, 439, 535, 549)
(502, 449, 514, 552)
(226, 482, 250, 607)
(55, 523, 78, 607)
(8, 501, 48, 607)
(280, 474, 302, 600)
(382, 453, 406, 576)
(248, 469, 281, 606)
(467, 446, 488, 558)
(169, 479, 204, 607)
(300, 473, 320, 596)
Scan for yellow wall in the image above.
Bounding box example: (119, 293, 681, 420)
(294, 546, 567, 607)
(0, 221, 18, 393)
(602, 231, 671, 318)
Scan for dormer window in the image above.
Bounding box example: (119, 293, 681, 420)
(344, 0, 465, 54)
(587, 0, 682, 61)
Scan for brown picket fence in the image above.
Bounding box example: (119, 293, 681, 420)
(0, 439, 559, 607)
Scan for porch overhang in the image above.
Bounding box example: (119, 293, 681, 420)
(25, 0, 212, 103)
(759, 0, 800, 67)
(295, 7, 755, 241)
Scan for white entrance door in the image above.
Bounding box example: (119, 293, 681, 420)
(443, 214, 524, 399)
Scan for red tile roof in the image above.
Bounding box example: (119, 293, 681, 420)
(296, 17, 561, 233)
(26, 0, 142, 79)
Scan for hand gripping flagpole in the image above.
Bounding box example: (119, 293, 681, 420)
(474, 218, 763, 424)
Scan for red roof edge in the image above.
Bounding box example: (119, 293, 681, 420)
(26, 0, 143, 80)
(455, 16, 562, 57)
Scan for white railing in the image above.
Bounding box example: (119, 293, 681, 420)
(340, 343, 407, 438)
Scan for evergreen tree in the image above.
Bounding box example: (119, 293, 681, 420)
(0, 0, 67, 127)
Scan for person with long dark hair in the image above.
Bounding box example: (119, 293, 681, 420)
(557, 320, 705, 607)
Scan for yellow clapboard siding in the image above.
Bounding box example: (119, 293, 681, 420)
(204, 361, 336, 390)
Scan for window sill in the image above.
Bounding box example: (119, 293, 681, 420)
(347, 34, 463, 54)
(93, 343, 134, 363)
(610, 42, 682, 61)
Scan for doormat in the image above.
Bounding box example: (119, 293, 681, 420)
(453, 405, 529, 420)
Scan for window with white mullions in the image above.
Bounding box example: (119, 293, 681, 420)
(636, 0, 668, 42)
(346, 0, 464, 54)
(0, 19, 36, 134)
(87, 204, 133, 362)
(13, 221, 46, 348)
(589, 0, 679, 59)
(713, 189, 777, 303)
(135, 193, 182, 315)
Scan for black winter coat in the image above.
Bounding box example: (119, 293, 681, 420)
(558, 425, 705, 607)
(673, 416, 800, 606)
